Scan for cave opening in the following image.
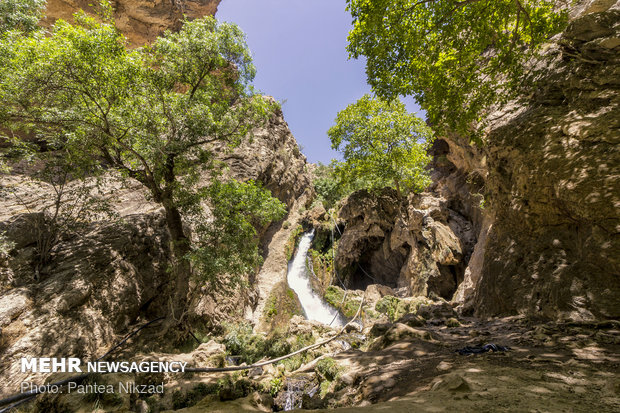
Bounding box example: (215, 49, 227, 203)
(342, 245, 406, 291)
(433, 264, 465, 300)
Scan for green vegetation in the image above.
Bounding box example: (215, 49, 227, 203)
(284, 224, 304, 261)
(316, 357, 342, 381)
(327, 94, 433, 198)
(217, 374, 254, 401)
(0, 3, 286, 326)
(222, 322, 315, 367)
(375, 296, 401, 322)
(313, 161, 379, 210)
(316, 357, 343, 398)
(324, 285, 361, 318)
(0, 0, 44, 34)
(346, 0, 568, 141)
(269, 377, 283, 397)
(313, 161, 353, 210)
(375, 295, 431, 322)
(263, 282, 303, 327)
(309, 248, 334, 292)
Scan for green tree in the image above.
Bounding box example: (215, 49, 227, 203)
(346, 0, 568, 140)
(313, 161, 347, 209)
(313, 160, 376, 209)
(327, 94, 433, 198)
(0, 0, 45, 34)
(0, 10, 285, 328)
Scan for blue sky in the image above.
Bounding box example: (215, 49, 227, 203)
(217, 0, 422, 164)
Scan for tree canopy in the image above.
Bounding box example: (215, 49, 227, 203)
(0, 0, 45, 34)
(346, 0, 568, 140)
(327, 94, 433, 198)
(0, 8, 286, 324)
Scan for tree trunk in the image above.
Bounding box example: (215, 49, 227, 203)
(394, 178, 402, 199)
(163, 201, 191, 326)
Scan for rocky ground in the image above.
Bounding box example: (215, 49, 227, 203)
(8, 290, 617, 413)
(155, 313, 620, 412)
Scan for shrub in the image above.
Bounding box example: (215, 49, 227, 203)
(375, 296, 401, 321)
(324, 285, 361, 318)
(316, 357, 341, 381)
(284, 224, 304, 261)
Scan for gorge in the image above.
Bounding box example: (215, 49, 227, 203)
(0, 0, 618, 412)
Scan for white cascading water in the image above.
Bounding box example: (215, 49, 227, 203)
(287, 231, 345, 327)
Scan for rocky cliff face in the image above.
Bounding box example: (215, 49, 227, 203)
(467, 0, 620, 320)
(0, 213, 171, 392)
(329, 0, 619, 322)
(42, 0, 221, 45)
(0, 110, 311, 392)
(214, 105, 312, 208)
(444, 0, 620, 320)
(334, 189, 476, 300)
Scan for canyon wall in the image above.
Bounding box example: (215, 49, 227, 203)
(0, 110, 311, 392)
(332, 0, 619, 322)
(467, 0, 620, 320)
(42, 0, 221, 45)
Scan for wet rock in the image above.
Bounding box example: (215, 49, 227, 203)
(273, 375, 317, 411)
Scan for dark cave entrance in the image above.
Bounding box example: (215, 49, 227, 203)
(342, 244, 407, 292)
(431, 263, 465, 300)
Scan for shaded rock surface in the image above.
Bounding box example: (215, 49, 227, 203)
(0, 213, 171, 393)
(442, 1, 620, 320)
(0, 109, 311, 393)
(309, 1, 619, 323)
(334, 188, 476, 300)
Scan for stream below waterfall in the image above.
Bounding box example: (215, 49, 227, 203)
(287, 231, 346, 327)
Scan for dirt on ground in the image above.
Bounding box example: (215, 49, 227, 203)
(161, 316, 619, 413)
(321, 317, 620, 412)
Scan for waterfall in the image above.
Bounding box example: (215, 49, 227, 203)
(283, 379, 304, 411)
(287, 231, 345, 327)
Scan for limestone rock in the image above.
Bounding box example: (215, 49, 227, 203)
(435, 2, 620, 321)
(0, 102, 311, 394)
(470, 3, 620, 320)
(214, 105, 312, 208)
(43, 0, 222, 46)
(0, 213, 171, 395)
(334, 188, 475, 299)
(370, 323, 433, 350)
(431, 374, 472, 392)
(395, 312, 426, 328)
(417, 302, 456, 320)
